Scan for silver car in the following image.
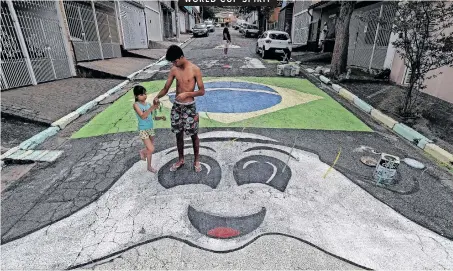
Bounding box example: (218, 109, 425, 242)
(192, 24, 209, 37)
(205, 20, 215, 32)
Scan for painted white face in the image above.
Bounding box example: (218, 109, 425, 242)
(2, 132, 453, 270)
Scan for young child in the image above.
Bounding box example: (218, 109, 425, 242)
(133, 85, 166, 173)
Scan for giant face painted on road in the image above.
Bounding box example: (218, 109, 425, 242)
(2, 132, 453, 270)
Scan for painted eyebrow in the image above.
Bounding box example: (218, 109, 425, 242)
(165, 145, 216, 155)
(244, 146, 297, 160)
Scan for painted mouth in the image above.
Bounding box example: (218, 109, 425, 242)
(188, 206, 266, 239)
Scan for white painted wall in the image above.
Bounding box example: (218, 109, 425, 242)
(144, 1, 163, 41)
(383, 32, 398, 69)
(179, 11, 186, 33)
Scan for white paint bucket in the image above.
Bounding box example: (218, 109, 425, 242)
(373, 153, 400, 185)
(277, 64, 285, 76)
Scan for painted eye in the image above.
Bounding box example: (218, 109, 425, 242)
(233, 155, 291, 192)
(158, 155, 221, 189)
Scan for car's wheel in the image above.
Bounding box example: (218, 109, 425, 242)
(206, 32, 209, 37)
(255, 43, 260, 54)
(261, 46, 269, 59)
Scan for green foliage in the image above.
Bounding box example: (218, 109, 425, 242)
(392, 1, 453, 116)
(202, 6, 215, 20)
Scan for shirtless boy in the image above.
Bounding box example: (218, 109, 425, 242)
(153, 45, 205, 172)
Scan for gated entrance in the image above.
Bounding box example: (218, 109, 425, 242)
(348, 2, 397, 70)
(1, 1, 72, 90)
(63, 0, 120, 62)
(119, 1, 147, 50)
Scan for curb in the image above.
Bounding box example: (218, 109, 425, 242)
(19, 127, 60, 150)
(370, 109, 398, 129)
(302, 66, 453, 170)
(1, 37, 194, 166)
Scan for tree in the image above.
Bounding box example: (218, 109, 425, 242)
(202, 6, 215, 20)
(331, 1, 355, 78)
(392, 1, 453, 116)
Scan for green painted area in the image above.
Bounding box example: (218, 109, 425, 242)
(72, 77, 371, 139)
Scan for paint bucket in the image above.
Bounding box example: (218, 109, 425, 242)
(291, 65, 300, 76)
(283, 65, 292, 77)
(373, 153, 400, 185)
(277, 64, 285, 76)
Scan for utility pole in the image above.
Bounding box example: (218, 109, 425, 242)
(175, 1, 180, 42)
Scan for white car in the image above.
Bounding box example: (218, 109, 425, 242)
(244, 24, 259, 38)
(256, 30, 292, 59)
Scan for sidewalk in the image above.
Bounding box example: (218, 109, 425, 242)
(1, 78, 123, 124)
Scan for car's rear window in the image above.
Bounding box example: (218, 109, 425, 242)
(270, 33, 289, 40)
(194, 24, 206, 29)
(247, 25, 258, 29)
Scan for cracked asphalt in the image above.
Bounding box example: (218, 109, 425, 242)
(1, 27, 453, 270)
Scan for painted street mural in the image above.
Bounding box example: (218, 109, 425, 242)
(2, 132, 452, 270)
(72, 77, 371, 139)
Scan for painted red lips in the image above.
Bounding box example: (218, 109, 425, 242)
(188, 205, 266, 239)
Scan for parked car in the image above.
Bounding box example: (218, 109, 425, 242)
(205, 20, 215, 32)
(239, 23, 247, 34)
(256, 30, 292, 59)
(192, 24, 209, 37)
(245, 24, 259, 38)
(215, 23, 221, 27)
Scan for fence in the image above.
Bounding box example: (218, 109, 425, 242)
(1, 1, 72, 90)
(347, 2, 397, 70)
(63, 0, 120, 62)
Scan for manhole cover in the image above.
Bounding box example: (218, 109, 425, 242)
(360, 156, 378, 167)
(403, 158, 425, 169)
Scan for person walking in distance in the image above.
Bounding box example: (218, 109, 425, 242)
(223, 27, 231, 57)
(153, 45, 206, 173)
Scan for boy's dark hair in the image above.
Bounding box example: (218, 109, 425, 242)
(133, 85, 146, 102)
(166, 45, 184, 62)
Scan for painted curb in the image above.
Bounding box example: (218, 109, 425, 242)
(393, 123, 432, 149)
(319, 75, 331, 84)
(0, 146, 20, 160)
(127, 70, 142, 79)
(370, 109, 398, 129)
(107, 80, 129, 95)
(94, 93, 110, 103)
(76, 100, 98, 115)
(299, 65, 453, 170)
(19, 127, 60, 150)
(331, 84, 342, 93)
(353, 97, 374, 114)
(338, 88, 357, 102)
(51, 111, 80, 129)
(424, 144, 453, 166)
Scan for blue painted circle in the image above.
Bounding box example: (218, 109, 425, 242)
(169, 81, 281, 113)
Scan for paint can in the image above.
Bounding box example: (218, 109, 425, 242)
(277, 64, 285, 76)
(291, 65, 300, 76)
(373, 153, 400, 185)
(283, 65, 292, 77)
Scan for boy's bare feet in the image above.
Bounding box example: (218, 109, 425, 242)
(170, 160, 184, 172)
(148, 166, 157, 173)
(194, 161, 202, 173)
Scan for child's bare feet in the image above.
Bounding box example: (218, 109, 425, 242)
(147, 166, 157, 173)
(139, 149, 147, 161)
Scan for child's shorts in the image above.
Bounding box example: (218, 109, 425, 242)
(139, 129, 155, 139)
